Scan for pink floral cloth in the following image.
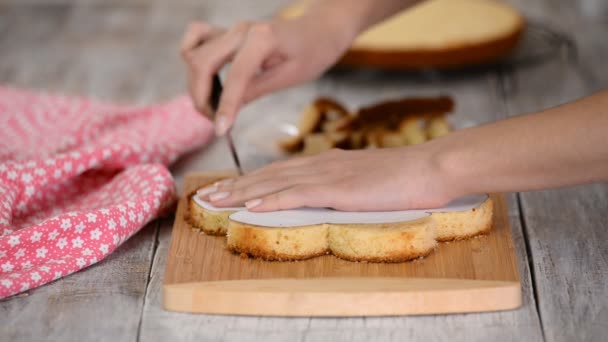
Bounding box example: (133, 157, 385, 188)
(0, 86, 213, 298)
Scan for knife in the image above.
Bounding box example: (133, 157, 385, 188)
(209, 74, 244, 176)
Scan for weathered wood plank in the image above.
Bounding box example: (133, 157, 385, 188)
(0, 223, 158, 342)
(505, 0, 608, 90)
(0, 5, 161, 342)
(502, 74, 608, 341)
(501, 2, 608, 341)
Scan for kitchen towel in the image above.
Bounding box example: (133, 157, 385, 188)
(0, 86, 214, 298)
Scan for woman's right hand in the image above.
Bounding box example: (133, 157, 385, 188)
(180, 11, 357, 136)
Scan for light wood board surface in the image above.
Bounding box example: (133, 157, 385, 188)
(162, 173, 520, 316)
(0, 0, 606, 341)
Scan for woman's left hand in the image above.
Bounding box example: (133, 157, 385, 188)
(197, 146, 461, 212)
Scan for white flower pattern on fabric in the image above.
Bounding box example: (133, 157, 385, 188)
(48, 230, 59, 240)
(35, 247, 48, 258)
(74, 222, 86, 234)
(14, 249, 25, 259)
(71, 237, 84, 248)
(86, 213, 97, 222)
(76, 258, 86, 267)
(0, 87, 212, 299)
(56, 238, 68, 250)
(21, 173, 33, 183)
(30, 231, 42, 242)
(8, 236, 20, 247)
(60, 219, 72, 231)
(1, 262, 14, 272)
(90, 229, 102, 240)
(30, 272, 41, 282)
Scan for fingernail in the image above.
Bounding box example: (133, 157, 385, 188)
(215, 116, 229, 136)
(245, 198, 262, 209)
(197, 185, 217, 197)
(209, 191, 230, 201)
(214, 178, 234, 187)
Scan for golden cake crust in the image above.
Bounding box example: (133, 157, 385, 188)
(226, 221, 330, 261)
(327, 218, 437, 262)
(188, 192, 233, 235)
(330, 248, 434, 263)
(187, 191, 493, 263)
(433, 196, 494, 241)
(187, 181, 235, 236)
(339, 28, 523, 70)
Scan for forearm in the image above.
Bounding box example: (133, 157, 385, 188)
(433, 90, 608, 196)
(300, 0, 423, 49)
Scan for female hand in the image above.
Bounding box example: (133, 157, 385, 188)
(197, 146, 461, 212)
(180, 12, 357, 135)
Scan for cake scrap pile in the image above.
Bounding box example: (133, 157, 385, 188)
(278, 96, 454, 155)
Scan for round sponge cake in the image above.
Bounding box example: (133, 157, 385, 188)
(227, 207, 435, 262)
(281, 0, 524, 69)
(189, 193, 238, 235)
(188, 190, 492, 263)
(327, 218, 437, 262)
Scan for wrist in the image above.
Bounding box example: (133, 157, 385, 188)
(301, 1, 363, 51)
(425, 138, 475, 199)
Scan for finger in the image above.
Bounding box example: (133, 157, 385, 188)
(202, 164, 320, 202)
(197, 150, 342, 200)
(244, 154, 316, 177)
(215, 150, 339, 195)
(243, 61, 300, 104)
(245, 184, 334, 211)
(180, 21, 222, 57)
(243, 149, 347, 180)
(211, 174, 321, 207)
(196, 178, 237, 201)
(219, 156, 323, 194)
(215, 24, 276, 135)
(262, 55, 285, 70)
(186, 23, 251, 114)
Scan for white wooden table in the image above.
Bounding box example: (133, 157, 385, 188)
(1, 1, 606, 341)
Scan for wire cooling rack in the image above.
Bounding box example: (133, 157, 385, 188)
(500, 21, 577, 69)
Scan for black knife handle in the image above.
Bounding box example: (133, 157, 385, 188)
(210, 74, 223, 113)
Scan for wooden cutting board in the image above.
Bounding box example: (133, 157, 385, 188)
(163, 172, 521, 316)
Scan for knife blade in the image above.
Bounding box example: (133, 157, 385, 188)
(209, 74, 244, 176)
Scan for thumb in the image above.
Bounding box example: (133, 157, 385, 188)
(245, 185, 330, 211)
